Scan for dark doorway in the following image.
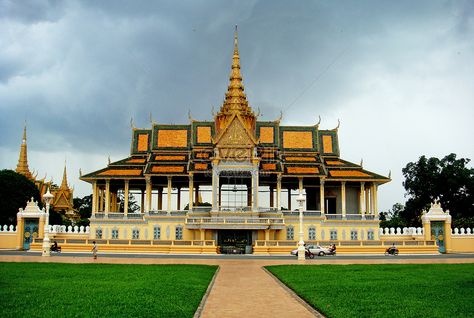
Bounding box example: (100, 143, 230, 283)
(325, 197, 337, 214)
(218, 230, 252, 254)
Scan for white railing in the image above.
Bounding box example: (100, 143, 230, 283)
(191, 206, 212, 212)
(219, 206, 252, 212)
(379, 227, 424, 236)
(48, 225, 90, 234)
(0, 225, 17, 232)
(452, 228, 474, 235)
(93, 213, 145, 220)
(186, 217, 284, 225)
(258, 207, 280, 213)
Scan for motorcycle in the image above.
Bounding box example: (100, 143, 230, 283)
(384, 246, 399, 256)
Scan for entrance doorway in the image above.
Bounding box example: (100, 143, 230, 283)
(325, 197, 337, 214)
(217, 230, 252, 254)
(23, 218, 39, 250)
(431, 221, 446, 253)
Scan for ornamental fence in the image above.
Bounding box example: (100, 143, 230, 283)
(379, 227, 474, 236)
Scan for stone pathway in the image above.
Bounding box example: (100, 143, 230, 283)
(1, 253, 473, 317)
(200, 261, 317, 318)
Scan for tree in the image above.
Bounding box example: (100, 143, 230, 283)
(402, 153, 473, 225)
(73, 195, 92, 226)
(118, 192, 140, 213)
(0, 170, 42, 225)
(379, 203, 408, 228)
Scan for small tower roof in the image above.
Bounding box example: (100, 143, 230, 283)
(60, 163, 69, 189)
(16, 124, 33, 179)
(217, 25, 254, 116)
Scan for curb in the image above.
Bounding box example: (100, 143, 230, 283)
(262, 267, 326, 318)
(194, 266, 220, 318)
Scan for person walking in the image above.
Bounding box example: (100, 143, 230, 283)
(92, 241, 98, 259)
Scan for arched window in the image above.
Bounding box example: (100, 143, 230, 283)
(132, 228, 140, 240)
(96, 228, 103, 239)
(308, 226, 316, 240)
(111, 228, 119, 239)
(175, 226, 183, 240)
(350, 230, 358, 240)
(286, 226, 294, 240)
(153, 226, 161, 240)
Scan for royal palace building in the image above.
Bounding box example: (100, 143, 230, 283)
(80, 29, 391, 254)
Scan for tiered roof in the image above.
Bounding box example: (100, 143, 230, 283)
(81, 28, 389, 184)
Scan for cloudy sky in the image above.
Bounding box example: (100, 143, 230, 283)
(0, 0, 473, 211)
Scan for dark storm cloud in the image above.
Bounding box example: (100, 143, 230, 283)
(0, 0, 65, 23)
(1, 0, 473, 207)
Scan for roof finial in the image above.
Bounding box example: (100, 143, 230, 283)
(234, 25, 238, 54)
(315, 115, 321, 128)
(360, 158, 363, 168)
(60, 160, 69, 189)
(388, 170, 392, 179)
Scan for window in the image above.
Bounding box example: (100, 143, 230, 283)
(96, 228, 102, 239)
(330, 230, 338, 241)
(132, 229, 140, 240)
(153, 226, 161, 240)
(367, 230, 374, 240)
(308, 227, 316, 240)
(350, 230, 358, 240)
(286, 226, 294, 240)
(111, 229, 119, 239)
(175, 226, 183, 240)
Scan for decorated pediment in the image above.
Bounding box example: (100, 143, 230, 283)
(215, 115, 256, 147)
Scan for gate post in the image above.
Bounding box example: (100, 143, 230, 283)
(421, 203, 452, 253)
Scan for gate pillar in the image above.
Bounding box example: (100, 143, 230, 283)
(421, 203, 452, 253)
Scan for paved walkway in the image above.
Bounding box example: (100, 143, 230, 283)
(1, 253, 473, 317)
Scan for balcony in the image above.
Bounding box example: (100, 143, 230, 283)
(185, 217, 285, 230)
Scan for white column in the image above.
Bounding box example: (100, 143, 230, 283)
(341, 181, 346, 218)
(105, 180, 110, 214)
(145, 177, 152, 213)
(276, 174, 282, 211)
(167, 176, 172, 213)
(99, 188, 104, 212)
(212, 169, 219, 211)
(188, 174, 194, 211)
(252, 169, 259, 210)
(124, 180, 129, 216)
(92, 181, 98, 215)
(365, 187, 370, 215)
(320, 178, 325, 215)
(360, 182, 366, 219)
(373, 183, 378, 217)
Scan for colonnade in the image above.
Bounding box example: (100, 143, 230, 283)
(91, 174, 379, 217)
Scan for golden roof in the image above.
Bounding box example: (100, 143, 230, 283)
(15, 125, 33, 179)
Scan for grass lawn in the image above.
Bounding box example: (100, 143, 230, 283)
(266, 264, 474, 318)
(0, 262, 217, 318)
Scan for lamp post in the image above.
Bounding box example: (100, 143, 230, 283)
(296, 192, 306, 261)
(42, 189, 54, 257)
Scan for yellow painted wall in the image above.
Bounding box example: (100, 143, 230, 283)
(0, 233, 18, 249)
(450, 236, 474, 252)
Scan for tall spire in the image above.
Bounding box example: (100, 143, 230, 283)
(16, 124, 33, 179)
(216, 26, 256, 133)
(60, 161, 69, 189)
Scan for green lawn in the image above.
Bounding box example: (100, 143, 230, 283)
(0, 262, 217, 318)
(266, 264, 474, 318)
